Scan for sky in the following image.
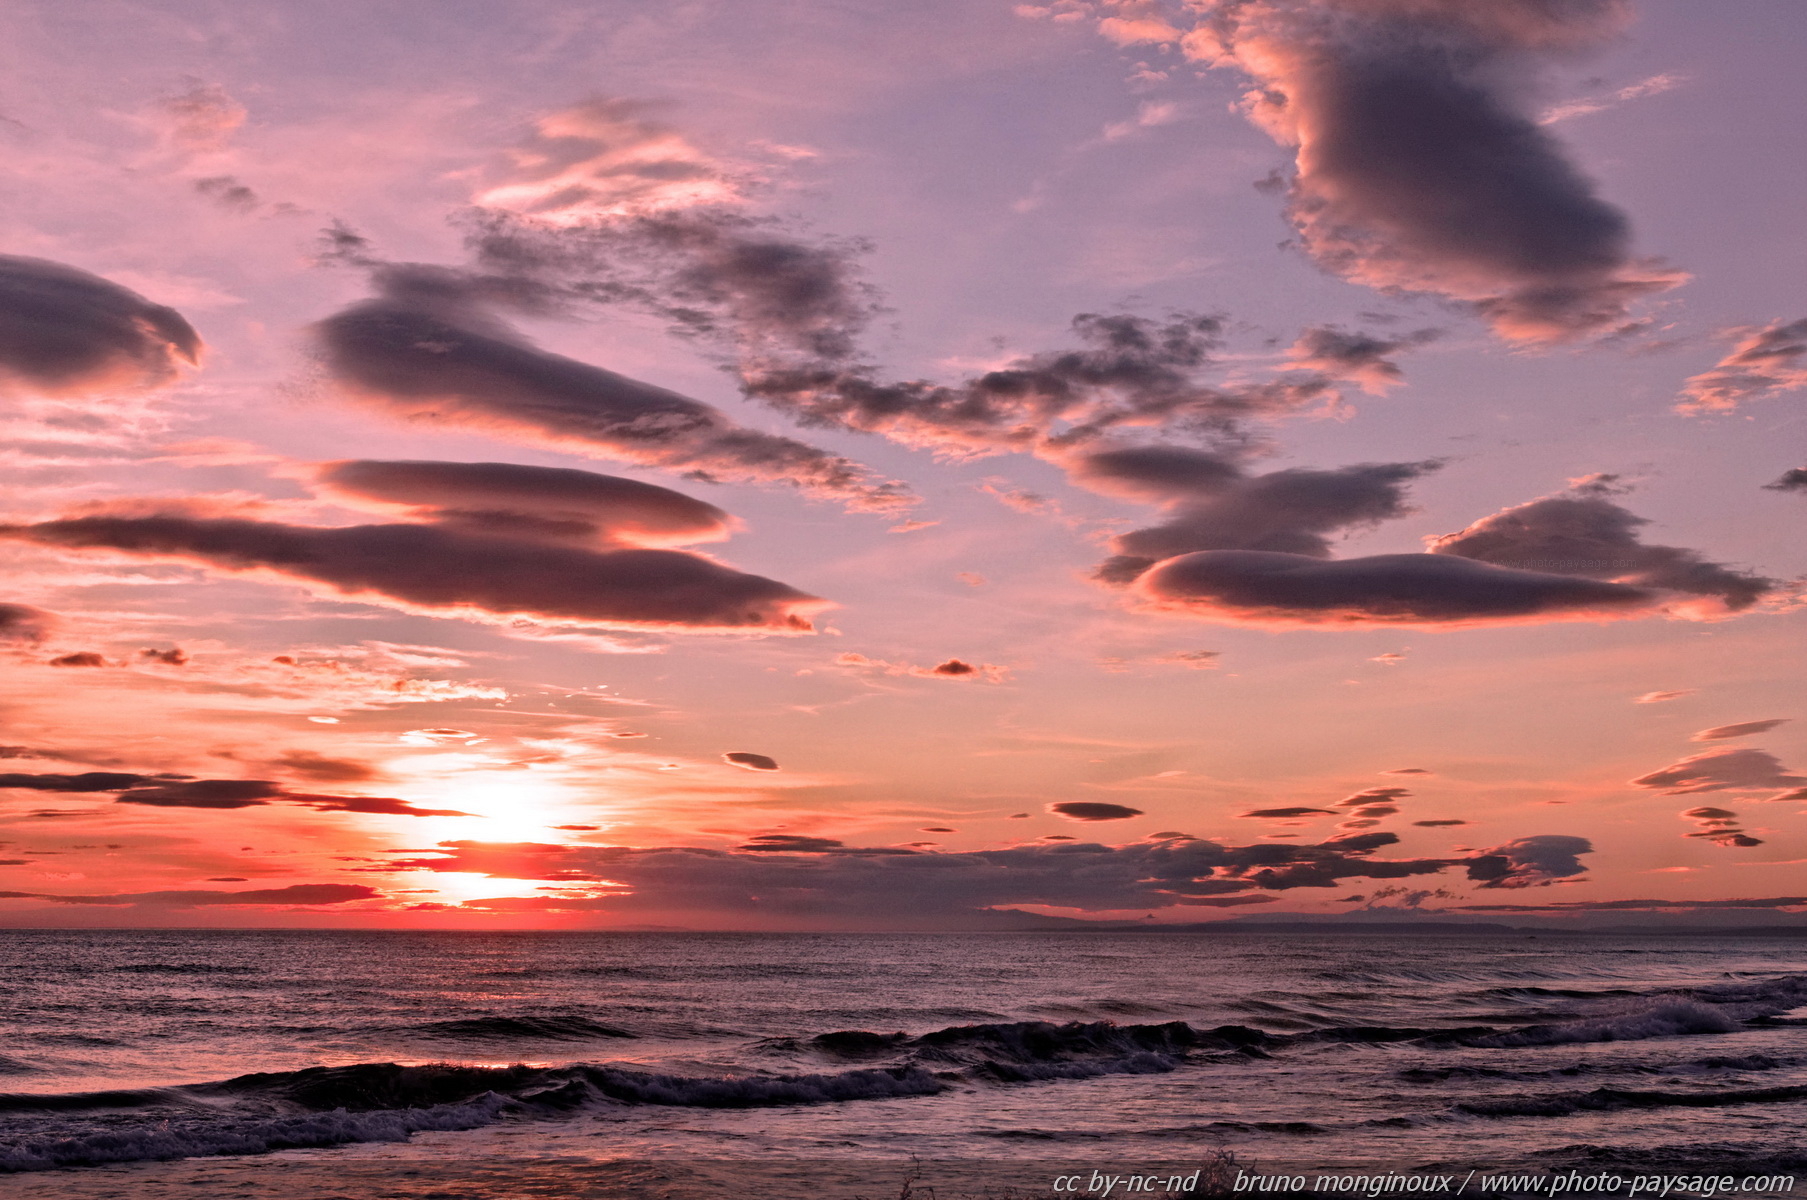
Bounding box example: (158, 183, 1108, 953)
(1, 0, 1804, 931)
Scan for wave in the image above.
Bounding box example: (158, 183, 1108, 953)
(397, 1014, 638, 1042)
(108, 962, 259, 975)
(1458, 1000, 1740, 1047)
(1399, 1052, 1794, 1084)
(0, 1093, 511, 1172)
(1457, 1083, 1807, 1119)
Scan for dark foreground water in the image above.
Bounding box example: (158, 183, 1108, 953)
(3, 930, 1807, 1198)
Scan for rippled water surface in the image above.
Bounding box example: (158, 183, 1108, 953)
(5, 930, 1807, 1195)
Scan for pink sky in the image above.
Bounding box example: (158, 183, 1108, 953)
(1, 0, 1804, 930)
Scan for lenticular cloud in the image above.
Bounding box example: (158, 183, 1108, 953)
(312, 264, 910, 512)
(0, 462, 826, 634)
(0, 255, 201, 395)
(1172, 0, 1682, 343)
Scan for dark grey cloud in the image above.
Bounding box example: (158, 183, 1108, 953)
(1190, 0, 1678, 343)
(379, 828, 1533, 923)
(1049, 802, 1145, 822)
(1335, 787, 1412, 807)
(1237, 807, 1335, 819)
(315, 459, 733, 548)
(1630, 748, 1807, 796)
(1286, 325, 1439, 392)
(0, 603, 55, 644)
(0, 770, 468, 817)
(1078, 448, 1440, 584)
(0, 884, 377, 908)
(1412, 819, 1467, 827)
(1134, 549, 1656, 627)
(740, 314, 1336, 459)
(312, 264, 909, 511)
(1461, 897, 1807, 914)
(1767, 468, 1807, 493)
(193, 175, 260, 212)
(1678, 803, 1762, 848)
(1693, 719, 1789, 743)
(48, 652, 109, 668)
(1463, 835, 1593, 889)
(0, 510, 824, 633)
(1676, 318, 1807, 413)
(0, 255, 200, 394)
(473, 207, 877, 365)
(470, 208, 1360, 464)
(723, 752, 779, 771)
(1429, 488, 1773, 614)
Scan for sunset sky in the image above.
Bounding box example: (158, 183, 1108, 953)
(2, 0, 1804, 930)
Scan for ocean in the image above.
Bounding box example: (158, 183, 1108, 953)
(3, 929, 1807, 1199)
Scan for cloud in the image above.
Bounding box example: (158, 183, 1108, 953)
(1412, 819, 1466, 827)
(723, 752, 779, 771)
(1461, 897, 1807, 914)
(1464, 834, 1593, 889)
(1175, 0, 1681, 343)
(474, 98, 743, 222)
(377, 829, 1512, 923)
(1676, 319, 1807, 414)
(314, 459, 734, 549)
(1766, 468, 1807, 493)
(1079, 447, 1440, 583)
(0, 255, 201, 395)
(48, 652, 108, 668)
(0, 884, 376, 908)
(1428, 487, 1773, 615)
(1134, 549, 1656, 628)
(1048, 802, 1145, 822)
(312, 263, 910, 512)
(1286, 325, 1438, 393)
(1079, 454, 1762, 629)
(475, 207, 1342, 460)
(1636, 690, 1694, 704)
(0, 770, 468, 817)
(1678, 805, 1762, 848)
(1237, 807, 1334, 819)
(741, 313, 1336, 459)
(1630, 748, 1807, 796)
(0, 508, 825, 633)
(1693, 720, 1789, 742)
(834, 653, 1008, 682)
(193, 175, 260, 212)
(158, 82, 246, 153)
(0, 603, 56, 644)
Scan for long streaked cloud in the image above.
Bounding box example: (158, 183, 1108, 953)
(1692, 719, 1789, 743)
(0, 770, 470, 817)
(370, 828, 1588, 923)
(0, 884, 377, 908)
(1630, 747, 1807, 796)
(1079, 452, 1764, 628)
(0, 464, 827, 633)
(467, 211, 1367, 463)
(1462, 897, 1807, 914)
(1428, 481, 1774, 616)
(0, 255, 201, 395)
(313, 459, 735, 549)
(312, 261, 911, 512)
(1077, 445, 1438, 582)
(1164, 0, 1682, 342)
(1133, 548, 1655, 628)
